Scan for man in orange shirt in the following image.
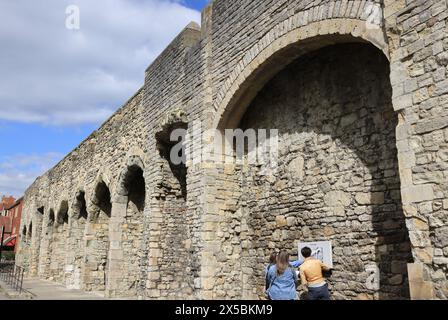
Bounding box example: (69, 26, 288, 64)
(299, 247, 331, 300)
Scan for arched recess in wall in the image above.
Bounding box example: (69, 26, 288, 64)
(73, 191, 88, 220)
(27, 221, 32, 243)
(30, 206, 44, 276)
(21, 225, 27, 244)
(114, 156, 146, 296)
(156, 119, 188, 200)
(90, 180, 112, 222)
(52, 200, 69, 283)
(40, 208, 55, 278)
(56, 201, 69, 226)
(22, 222, 32, 269)
(117, 157, 146, 211)
(208, 20, 413, 300)
(214, 19, 389, 131)
(67, 190, 88, 290)
(48, 209, 55, 230)
(151, 113, 194, 298)
(84, 179, 111, 293)
(24, 222, 33, 270)
(35, 206, 45, 241)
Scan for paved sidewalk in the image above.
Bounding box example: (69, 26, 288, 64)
(0, 287, 9, 300)
(0, 278, 107, 300)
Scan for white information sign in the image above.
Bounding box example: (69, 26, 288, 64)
(298, 241, 333, 268)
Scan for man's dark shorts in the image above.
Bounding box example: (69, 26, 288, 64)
(307, 283, 330, 300)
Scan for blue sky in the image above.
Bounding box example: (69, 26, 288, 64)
(0, 0, 209, 197)
(183, 0, 209, 10)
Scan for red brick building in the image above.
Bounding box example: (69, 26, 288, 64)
(0, 196, 15, 212)
(0, 196, 15, 235)
(0, 196, 23, 253)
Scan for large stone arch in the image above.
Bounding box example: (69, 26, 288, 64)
(18, 221, 32, 272)
(83, 175, 112, 293)
(29, 205, 44, 276)
(200, 18, 414, 300)
(144, 110, 195, 299)
(38, 207, 55, 278)
(107, 154, 147, 297)
(70, 188, 89, 220)
(213, 19, 389, 132)
(65, 189, 89, 289)
(50, 200, 69, 282)
(88, 173, 113, 223)
(115, 155, 146, 200)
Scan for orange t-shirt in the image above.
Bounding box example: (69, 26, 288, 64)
(299, 258, 330, 287)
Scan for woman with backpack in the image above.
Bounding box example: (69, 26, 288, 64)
(265, 250, 299, 300)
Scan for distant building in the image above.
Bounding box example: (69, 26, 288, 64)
(0, 196, 23, 253)
(0, 196, 16, 236)
(0, 196, 15, 213)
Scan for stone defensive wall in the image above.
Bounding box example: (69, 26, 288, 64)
(16, 0, 448, 299)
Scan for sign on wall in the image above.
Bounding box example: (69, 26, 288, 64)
(298, 241, 333, 268)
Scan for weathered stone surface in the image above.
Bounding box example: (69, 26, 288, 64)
(288, 156, 305, 180)
(415, 116, 448, 134)
(324, 191, 351, 208)
(401, 185, 434, 204)
(435, 227, 448, 248)
(408, 263, 435, 300)
(275, 215, 287, 228)
(355, 193, 385, 205)
(436, 52, 448, 66)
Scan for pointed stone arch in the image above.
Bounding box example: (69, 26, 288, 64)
(29, 205, 45, 276)
(89, 179, 112, 223)
(155, 109, 188, 200)
(48, 209, 55, 228)
(65, 189, 89, 289)
(56, 200, 69, 227)
(106, 155, 147, 297)
(201, 19, 413, 300)
(116, 155, 146, 209)
(83, 176, 112, 293)
(21, 225, 27, 243)
(50, 200, 70, 283)
(72, 190, 88, 221)
(27, 221, 32, 243)
(146, 110, 194, 299)
(213, 19, 389, 132)
(38, 208, 55, 278)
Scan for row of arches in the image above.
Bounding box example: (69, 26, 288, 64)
(23, 162, 147, 297)
(22, 128, 193, 299)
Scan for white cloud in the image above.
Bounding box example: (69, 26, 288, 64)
(0, 152, 64, 197)
(0, 0, 201, 126)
